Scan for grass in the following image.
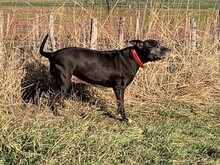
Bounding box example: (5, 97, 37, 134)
(0, 2, 77, 7)
(0, 1, 218, 9)
(166, 2, 217, 9)
(0, 100, 219, 164)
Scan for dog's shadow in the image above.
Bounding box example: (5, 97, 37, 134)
(21, 62, 107, 112)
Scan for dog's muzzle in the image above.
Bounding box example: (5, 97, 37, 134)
(160, 48, 171, 59)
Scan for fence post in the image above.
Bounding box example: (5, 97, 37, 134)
(190, 18, 197, 50)
(135, 11, 140, 39)
(32, 14, 39, 51)
(49, 14, 56, 51)
(81, 24, 87, 47)
(118, 17, 125, 49)
(5, 13, 10, 34)
(218, 0, 220, 52)
(0, 11, 4, 71)
(35, 14, 39, 40)
(89, 17, 98, 49)
(32, 16, 37, 49)
(210, 21, 215, 43)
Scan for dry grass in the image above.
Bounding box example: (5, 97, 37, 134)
(1, 4, 219, 105)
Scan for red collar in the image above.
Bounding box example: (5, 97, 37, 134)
(131, 49, 144, 68)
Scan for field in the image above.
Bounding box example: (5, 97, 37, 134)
(0, 1, 220, 164)
(0, 0, 218, 9)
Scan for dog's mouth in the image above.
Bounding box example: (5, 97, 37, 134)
(160, 54, 169, 59)
(154, 53, 170, 61)
(160, 49, 171, 59)
(151, 48, 171, 61)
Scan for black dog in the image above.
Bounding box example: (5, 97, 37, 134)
(40, 34, 171, 122)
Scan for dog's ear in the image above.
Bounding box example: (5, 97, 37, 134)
(129, 40, 144, 49)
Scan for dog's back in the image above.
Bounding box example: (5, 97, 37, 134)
(52, 47, 134, 87)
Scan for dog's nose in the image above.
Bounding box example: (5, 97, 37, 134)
(164, 48, 171, 56)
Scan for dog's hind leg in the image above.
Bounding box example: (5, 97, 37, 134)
(49, 82, 71, 115)
(49, 75, 63, 116)
(50, 89, 61, 116)
(59, 71, 72, 108)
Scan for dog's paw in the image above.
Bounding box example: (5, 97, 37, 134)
(121, 117, 132, 123)
(127, 118, 132, 123)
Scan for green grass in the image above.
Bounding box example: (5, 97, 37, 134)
(164, 2, 218, 9)
(0, 2, 77, 7)
(0, 1, 218, 9)
(0, 100, 219, 164)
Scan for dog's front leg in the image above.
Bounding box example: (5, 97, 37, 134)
(113, 86, 129, 122)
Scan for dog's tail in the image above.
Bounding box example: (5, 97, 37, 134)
(39, 34, 52, 59)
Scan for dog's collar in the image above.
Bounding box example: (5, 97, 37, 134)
(131, 49, 144, 68)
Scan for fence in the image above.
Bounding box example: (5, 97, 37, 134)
(0, 6, 219, 69)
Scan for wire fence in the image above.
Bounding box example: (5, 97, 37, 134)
(0, 1, 219, 103)
(0, 2, 219, 67)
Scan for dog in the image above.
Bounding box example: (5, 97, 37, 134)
(40, 34, 171, 122)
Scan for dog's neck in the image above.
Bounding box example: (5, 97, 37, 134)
(131, 49, 144, 68)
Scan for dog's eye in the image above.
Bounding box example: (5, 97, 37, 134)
(146, 44, 155, 48)
(153, 43, 161, 48)
(146, 45, 153, 48)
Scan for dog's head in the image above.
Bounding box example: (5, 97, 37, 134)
(129, 39, 171, 62)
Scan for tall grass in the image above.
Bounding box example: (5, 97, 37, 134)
(2, 3, 219, 103)
(0, 2, 220, 164)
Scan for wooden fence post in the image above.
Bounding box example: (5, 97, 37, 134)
(185, 13, 190, 39)
(35, 14, 39, 40)
(218, 0, 220, 52)
(89, 17, 98, 49)
(0, 11, 4, 71)
(49, 14, 56, 51)
(81, 23, 87, 47)
(135, 11, 140, 39)
(118, 17, 125, 49)
(5, 13, 10, 35)
(32, 15, 39, 51)
(190, 18, 197, 50)
(210, 21, 215, 43)
(32, 15, 37, 49)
